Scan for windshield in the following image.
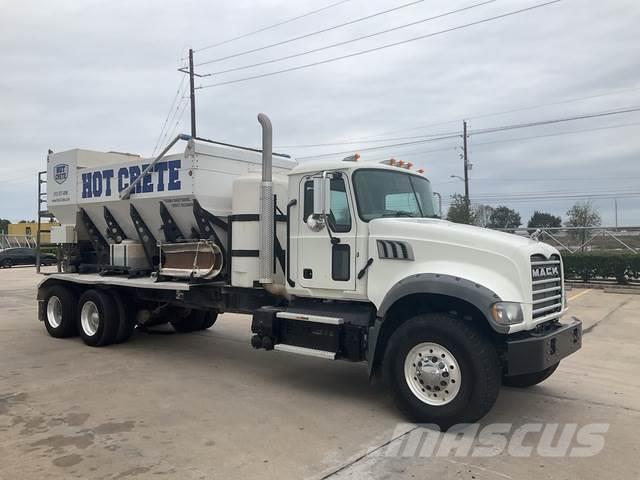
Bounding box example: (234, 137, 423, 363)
(352, 169, 437, 221)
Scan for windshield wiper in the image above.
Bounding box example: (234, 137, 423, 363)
(381, 211, 415, 218)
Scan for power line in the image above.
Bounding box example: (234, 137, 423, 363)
(199, 0, 497, 76)
(294, 105, 640, 160)
(197, 0, 563, 90)
(152, 75, 187, 156)
(469, 106, 640, 137)
(195, 0, 353, 53)
(283, 85, 640, 147)
(392, 120, 640, 165)
(196, 0, 427, 67)
(156, 95, 189, 153)
(297, 133, 461, 160)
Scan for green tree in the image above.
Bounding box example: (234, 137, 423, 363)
(446, 194, 475, 225)
(565, 201, 601, 251)
(527, 211, 562, 234)
(487, 206, 522, 232)
(0, 219, 9, 234)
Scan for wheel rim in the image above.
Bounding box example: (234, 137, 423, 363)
(403, 342, 462, 406)
(46, 296, 63, 328)
(80, 301, 100, 336)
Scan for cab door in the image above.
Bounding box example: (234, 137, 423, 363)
(297, 172, 357, 291)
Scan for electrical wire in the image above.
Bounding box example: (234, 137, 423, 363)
(199, 0, 497, 75)
(152, 75, 187, 156)
(195, 0, 353, 52)
(196, 0, 563, 89)
(294, 105, 640, 160)
(195, 0, 428, 67)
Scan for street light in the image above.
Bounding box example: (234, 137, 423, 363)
(450, 175, 464, 182)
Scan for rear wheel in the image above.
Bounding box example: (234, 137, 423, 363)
(108, 289, 136, 344)
(383, 313, 500, 431)
(171, 309, 217, 333)
(42, 285, 77, 338)
(503, 363, 559, 388)
(77, 290, 119, 347)
(2, 259, 13, 268)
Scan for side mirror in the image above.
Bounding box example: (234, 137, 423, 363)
(313, 175, 331, 216)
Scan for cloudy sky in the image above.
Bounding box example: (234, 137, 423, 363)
(1, 0, 639, 225)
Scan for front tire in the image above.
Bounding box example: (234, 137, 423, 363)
(503, 363, 559, 388)
(42, 285, 78, 338)
(383, 313, 500, 430)
(77, 290, 119, 347)
(2, 259, 13, 268)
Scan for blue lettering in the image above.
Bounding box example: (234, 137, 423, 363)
(141, 163, 153, 193)
(92, 171, 103, 197)
(155, 161, 167, 192)
(81, 173, 92, 198)
(102, 169, 114, 196)
(129, 166, 142, 194)
(117, 167, 129, 192)
(168, 160, 181, 191)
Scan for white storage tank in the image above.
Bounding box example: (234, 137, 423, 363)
(46, 139, 296, 252)
(231, 174, 289, 288)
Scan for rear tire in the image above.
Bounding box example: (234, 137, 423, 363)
(2, 259, 13, 268)
(383, 313, 501, 431)
(503, 363, 559, 388)
(171, 309, 217, 333)
(42, 285, 78, 338)
(108, 289, 136, 344)
(77, 289, 119, 347)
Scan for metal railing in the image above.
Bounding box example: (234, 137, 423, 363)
(493, 226, 640, 254)
(0, 234, 37, 249)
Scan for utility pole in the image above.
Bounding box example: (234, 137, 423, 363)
(614, 198, 618, 229)
(462, 120, 470, 204)
(188, 48, 197, 138)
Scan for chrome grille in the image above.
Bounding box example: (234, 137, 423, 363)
(531, 254, 563, 320)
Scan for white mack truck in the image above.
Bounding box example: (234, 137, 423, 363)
(37, 114, 581, 429)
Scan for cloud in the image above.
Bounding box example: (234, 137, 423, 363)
(0, 0, 639, 225)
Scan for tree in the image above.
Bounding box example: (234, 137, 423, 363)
(446, 194, 475, 225)
(473, 204, 494, 228)
(487, 206, 522, 232)
(0, 219, 9, 234)
(527, 211, 562, 234)
(565, 201, 601, 251)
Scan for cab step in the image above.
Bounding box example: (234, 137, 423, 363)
(274, 344, 337, 360)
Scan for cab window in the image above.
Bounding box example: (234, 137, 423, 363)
(302, 175, 352, 233)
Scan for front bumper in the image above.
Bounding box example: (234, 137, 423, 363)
(504, 318, 582, 376)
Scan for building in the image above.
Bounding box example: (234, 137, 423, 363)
(7, 221, 60, 245)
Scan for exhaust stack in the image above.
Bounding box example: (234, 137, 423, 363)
(258, 113, 274, 285)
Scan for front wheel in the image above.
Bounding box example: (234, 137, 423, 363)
(383, 313, 501, 430)
(2, 259, 13, 268)
(503, 363, 559, 388)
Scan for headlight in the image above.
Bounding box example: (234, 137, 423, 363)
(490, 302, 524, 325)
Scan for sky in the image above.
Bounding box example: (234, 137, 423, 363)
(1, 0, 639, 225)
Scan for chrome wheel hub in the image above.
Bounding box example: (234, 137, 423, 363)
(404, 342, 462, 406)
(80, 301, 100, 336)
(46, 296, 63, 328)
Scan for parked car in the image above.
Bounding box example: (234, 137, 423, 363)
(0, 248, 56, 268)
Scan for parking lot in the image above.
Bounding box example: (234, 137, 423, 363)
(1, 267, 639, 480)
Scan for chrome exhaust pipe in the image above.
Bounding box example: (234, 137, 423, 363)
(257, 113, 274, 285)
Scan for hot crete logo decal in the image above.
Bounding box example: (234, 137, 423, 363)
(80, 159, 181, 199)
(54, 164, 69, 184)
